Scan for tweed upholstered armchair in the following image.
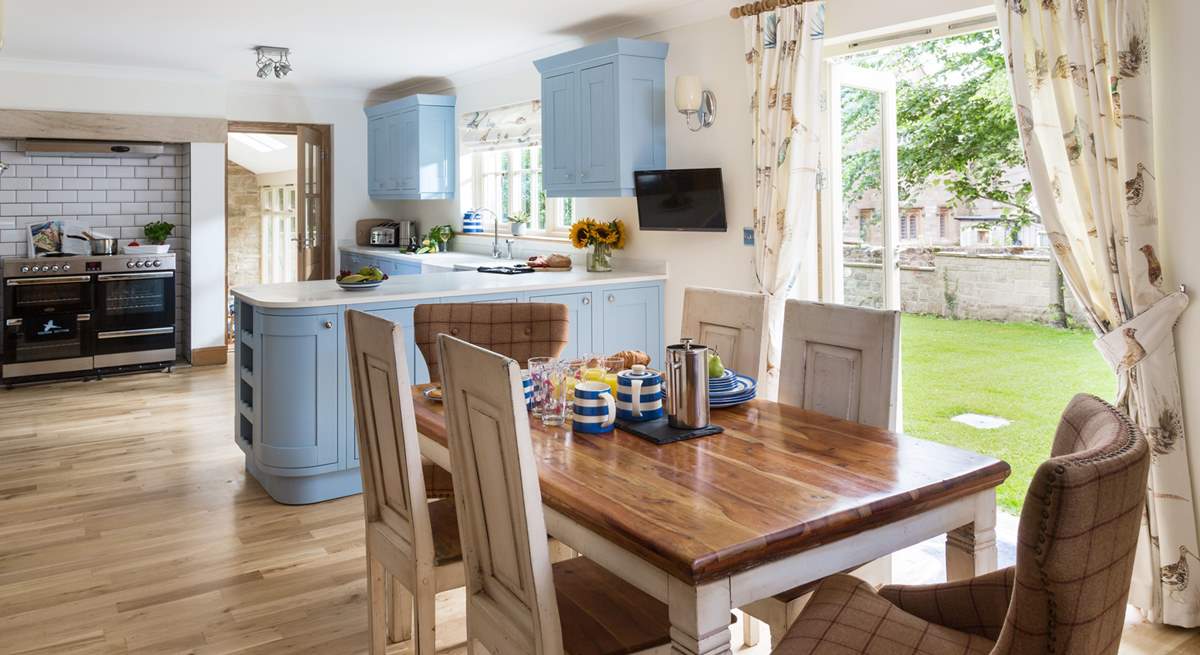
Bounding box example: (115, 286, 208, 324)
(772, 394, 1151, 655)
(413, 302, 570, 498)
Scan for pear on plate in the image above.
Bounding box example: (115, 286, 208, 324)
(708, 352, 725, 378)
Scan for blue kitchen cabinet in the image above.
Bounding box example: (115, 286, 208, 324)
(341, 251, 423, 277)
(254, 311, 341, 473)
(365, 94, 456, 200)
(534, 39, 668, 198)
(527, 290, 594, 360)
(598, 285, 663, 362)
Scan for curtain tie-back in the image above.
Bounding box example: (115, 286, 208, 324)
(1096, 291, 1189, 376)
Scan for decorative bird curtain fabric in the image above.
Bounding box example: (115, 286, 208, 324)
(996, 0, 1198, 627)
(742, 2, 823, 396)
(460, 100, 541, 153)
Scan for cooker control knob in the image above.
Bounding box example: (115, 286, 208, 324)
(137, 261, 146, 268)
(51, 265, 60, 272)
(63, 264, 71, 271)
(19, 265, 29, 273)
(153, 260, 161, 268)
(127, 261, 135, 268)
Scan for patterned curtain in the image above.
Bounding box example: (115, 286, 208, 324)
(996, 0, 1198, 627)
(460, 100, 541, 153)
(743, 2, 823, 398)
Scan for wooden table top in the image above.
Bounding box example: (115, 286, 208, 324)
(412, 389, 1010, 585)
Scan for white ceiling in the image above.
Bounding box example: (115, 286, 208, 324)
(228, 133, 297, 174)
(0, 0, 697, 91)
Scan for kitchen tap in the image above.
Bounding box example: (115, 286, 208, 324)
(504, 239, 515, 260)
(473, 208, 503, 258)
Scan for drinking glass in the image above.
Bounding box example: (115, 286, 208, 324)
(527, 356, 555, 418)
(540, 362, 571, 427)
(601, 356, 624, 396)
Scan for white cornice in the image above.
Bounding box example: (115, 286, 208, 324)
(374, 0, 730, 98)
(0, 55, 224, 84)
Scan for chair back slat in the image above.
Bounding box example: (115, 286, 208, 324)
(437, 334, 563, 655)
(680, 287, 768, 380)
(779, 300, 900, 430)
(346, 309, 431, 562)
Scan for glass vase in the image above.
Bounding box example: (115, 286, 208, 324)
(587, 243, 613, 272)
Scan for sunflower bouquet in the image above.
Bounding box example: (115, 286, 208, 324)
(568, 218, 626, 272)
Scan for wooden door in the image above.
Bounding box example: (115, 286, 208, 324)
(297, 125, 327, 281)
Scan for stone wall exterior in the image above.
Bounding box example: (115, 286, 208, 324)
(225, 161, 260, 292)
(844, 249, 1090, 325)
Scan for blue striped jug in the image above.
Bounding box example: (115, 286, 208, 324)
(616, 364, 664, 421)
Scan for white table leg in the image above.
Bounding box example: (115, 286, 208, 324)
(668, 576, 732, 655)
(945, 488, 998, 580)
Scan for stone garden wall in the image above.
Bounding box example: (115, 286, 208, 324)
(844, 247, 1090, 325)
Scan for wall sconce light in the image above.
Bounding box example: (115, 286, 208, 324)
(675, 75, 715, 131)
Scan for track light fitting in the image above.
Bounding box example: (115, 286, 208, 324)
(254, 46, 293, 80)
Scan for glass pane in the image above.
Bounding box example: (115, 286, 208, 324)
(840, 86, 886, 309)
(563, 198, 574, 226)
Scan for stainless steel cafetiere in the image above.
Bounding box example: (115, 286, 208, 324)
(665, 338, 710, 429)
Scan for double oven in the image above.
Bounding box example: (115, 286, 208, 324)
(2, 254, 176, 383)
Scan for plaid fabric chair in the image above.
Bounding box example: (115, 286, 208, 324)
(413, 302, 570, 498)
(773, 394, 1151, 655)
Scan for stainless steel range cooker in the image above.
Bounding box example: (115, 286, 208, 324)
(2, 253, 177, 384)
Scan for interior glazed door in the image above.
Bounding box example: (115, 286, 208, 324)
(297, 126, 326, 281)
(822, 64, 900, 310)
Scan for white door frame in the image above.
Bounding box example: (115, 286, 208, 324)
(819, 63, 901, 311)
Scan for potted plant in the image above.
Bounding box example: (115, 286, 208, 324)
(140, 220, 174, 253)
(417, 225, 454, 253)
(569, 218, 626, 272)
(508, 211, 531, 237)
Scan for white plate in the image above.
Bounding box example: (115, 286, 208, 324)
(337, 279, 384, 291)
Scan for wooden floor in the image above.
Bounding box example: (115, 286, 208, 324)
(0, 364, 1195, 654)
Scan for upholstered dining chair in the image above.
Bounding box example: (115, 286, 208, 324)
(345, 309, 465, 655)
(437, 333, 675, 655)
(413, 302, 571, 499)
(680, 286, 768, 380)
(770, 393, 1150, 655)
(741, 299, 901, 647)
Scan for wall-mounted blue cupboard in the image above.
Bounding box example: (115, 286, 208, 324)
(534, 38, 668, 198)
(365, 94, 456, 200)
(233, 279, 664, 505)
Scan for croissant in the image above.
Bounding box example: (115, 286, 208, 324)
(612, 350, 651, 370)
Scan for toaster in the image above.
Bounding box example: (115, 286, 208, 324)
(368, 221, 416, 248)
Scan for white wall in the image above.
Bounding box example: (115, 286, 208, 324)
(1150, 0, 1200, 529)
(188, 143, 226, 351)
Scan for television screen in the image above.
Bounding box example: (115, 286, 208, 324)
(633, 168, 727, 232)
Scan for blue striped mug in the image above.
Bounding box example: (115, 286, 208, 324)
(572, 381, 616, 434)
(521, 370, 534, 411)
(616, 364, 664, 422)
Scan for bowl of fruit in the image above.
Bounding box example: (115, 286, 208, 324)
(336, 266, 389, 290)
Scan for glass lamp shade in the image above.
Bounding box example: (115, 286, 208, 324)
(675, 75, 703, 113)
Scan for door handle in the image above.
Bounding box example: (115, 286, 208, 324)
(581, 297, 591, 305)
(323, 321, 334, 329)
(607, 294, 616, 303)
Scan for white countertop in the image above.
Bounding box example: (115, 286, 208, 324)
(232, 267, 667, 309)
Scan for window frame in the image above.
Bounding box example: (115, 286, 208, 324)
(462, 146, 574, 237)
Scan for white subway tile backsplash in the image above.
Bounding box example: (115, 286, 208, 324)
(62, 178, 93, 190)
(149, 178, 176, 191)
(31, 203, 63, 215)
(120, 177, 149, 191)
(47, 190, 77, 202)
(135, 215, 162, 226)
(47, 165, 77, 177)
(103, 215, 134, 227)
(0, 152, 29, 165)
(1, 229, 24, 242)
(1, 177, 31, 190)
(120, 226, 143, 239)
(16, 190, 47, 203)
(93, 178, 120, 190)
(1, 204, 32, 216)
(161, 190, 182, 202)
(62, 203, 92, 215)
(135, 190, 162, 202)
(106, 166, 133, 178)
(32, 178, 63, 191)
(0, 243, 17, 256)
(29, 156, 62, 165)
(161, 167, 180, 178)
(78, 190, 106, 202)
(16, 165, 46, 177)
(135, 167, 162, 178)
(106, 190, 134, 202)
(148, 202, 175, 214)
(92, 202, 120, 214)
(0, 191, 12, 203)
(120, 202, 148, 214)
(78, 166, 107, 178)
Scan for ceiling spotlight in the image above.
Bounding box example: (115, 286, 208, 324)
(254, 46, 293, 80)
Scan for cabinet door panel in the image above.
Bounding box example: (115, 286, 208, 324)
(600, 286, 661, 358)
(542, 71, 578, 188)
(528, 291, 593, 360)
(578, 61, 618, 186)
(384, 117, 403, 190)
(368, 117, 387, 192)
(398, 108, 420, 192)
(256, 313, 340, 469)
(419, 106, 453, 194)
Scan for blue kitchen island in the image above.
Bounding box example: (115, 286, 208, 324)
(231, 265, 666, 504)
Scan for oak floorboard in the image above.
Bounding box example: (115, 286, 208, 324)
(0, 364, 1187, 654)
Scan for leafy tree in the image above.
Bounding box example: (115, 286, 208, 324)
(840, 30, 1040, 244)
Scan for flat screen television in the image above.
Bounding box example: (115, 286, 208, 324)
(633, 168, 727, 232)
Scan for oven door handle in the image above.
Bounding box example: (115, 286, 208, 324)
(97, 326, 175, 339)
(96, 272, 174, 281)
(6, 275, 92, 286)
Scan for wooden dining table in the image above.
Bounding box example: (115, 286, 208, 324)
(412, 388, 1010, 655)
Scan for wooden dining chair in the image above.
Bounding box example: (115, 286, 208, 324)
(742, 299, 901, 648)
(437, 333, 674, 655)
(345, 309, 465, 655)
(680, 286, 768, 379)
(413, 302, 572, 500)
(771, 394, 1150, 655)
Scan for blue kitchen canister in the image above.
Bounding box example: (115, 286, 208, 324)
(616, 364, 664, 421)
(462, 211, 485, 234)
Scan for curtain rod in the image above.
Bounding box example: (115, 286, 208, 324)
(728, 0, 819, 20)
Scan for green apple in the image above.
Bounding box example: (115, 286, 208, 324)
(708, 352, 725, 378)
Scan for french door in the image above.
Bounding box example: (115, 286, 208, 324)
(821, 64, 901, 311)
(297, 125, 326, 281)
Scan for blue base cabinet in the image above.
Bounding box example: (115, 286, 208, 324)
(534, 39, 668, 198)
(366, 94, 456, 200)
(341, 251, 423, 277)
(234, 280, 664, 504)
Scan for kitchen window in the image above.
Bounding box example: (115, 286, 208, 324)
(460, 100, 574, 237)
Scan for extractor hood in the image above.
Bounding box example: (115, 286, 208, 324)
(16, 139, 165, 158)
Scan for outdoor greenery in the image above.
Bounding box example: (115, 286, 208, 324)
(841, 30, 1039, 242)
(901, 314, 1113, 513)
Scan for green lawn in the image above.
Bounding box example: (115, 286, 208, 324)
(901, 314, 1114, 514)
